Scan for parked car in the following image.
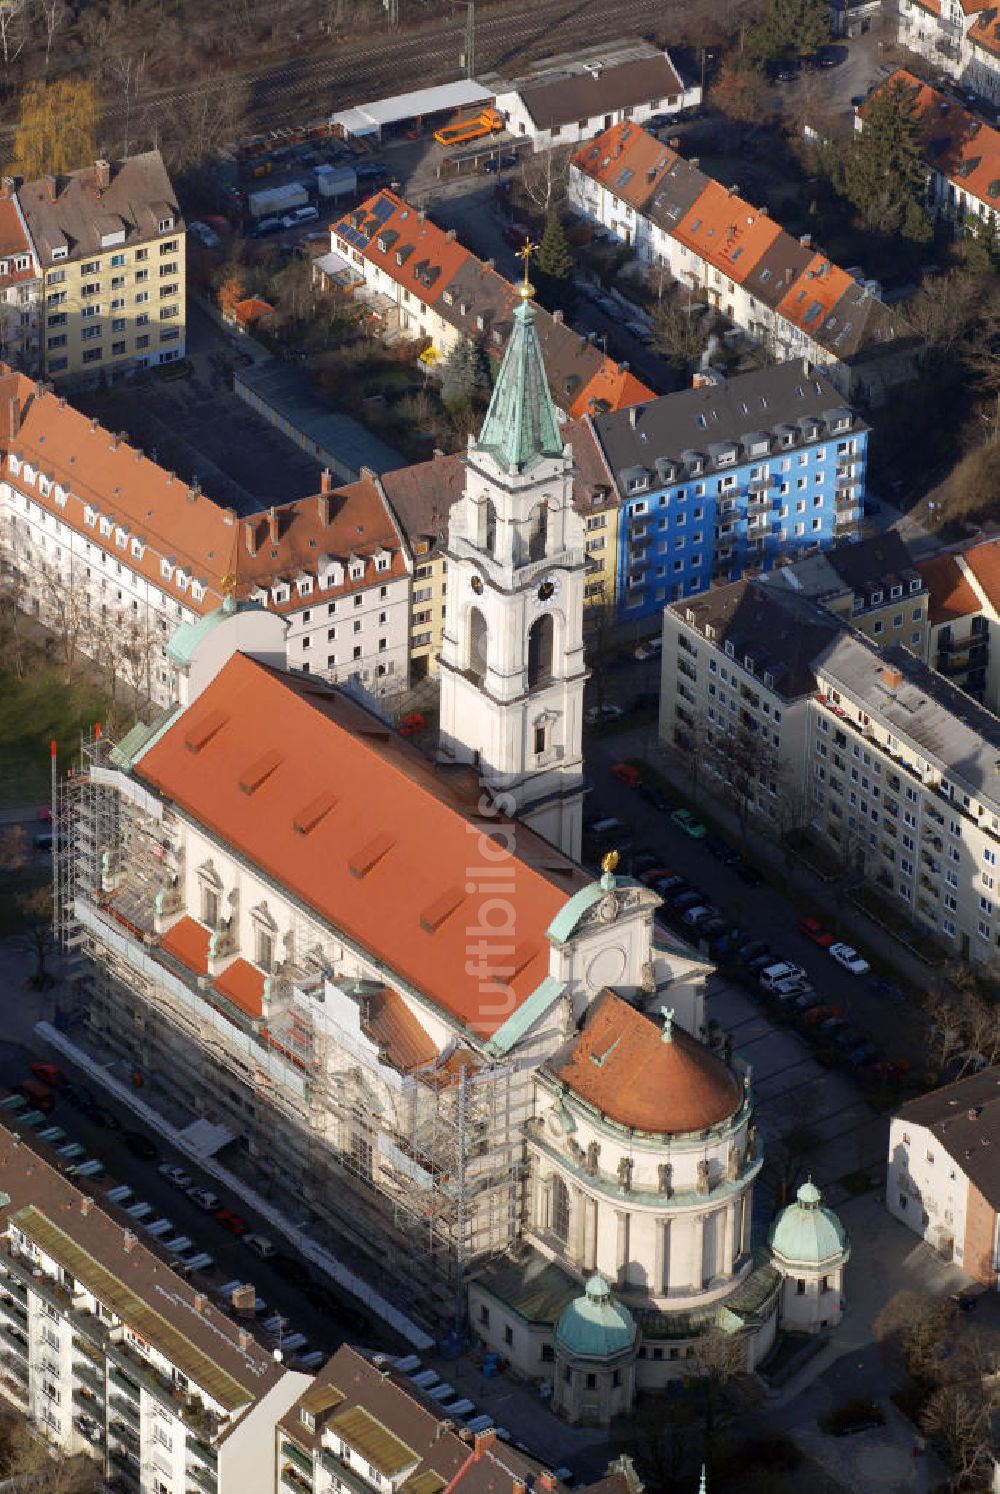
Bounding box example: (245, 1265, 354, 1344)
(737, 864, 764, 887)
(870, 975, 904, 1003)
(159, 1164, 194, 1190)
(771, 976, 813, 1001)
(215, 1209, 250, 1236)
(251, 217, 284, 238)
(829, 942, 870, 975)
(681, 904, 717, 928)
(281, 205, 319, 227)
(798, 916, 834, 947)
(637, 783, 670, 811)
(484, 152, 518, 173)
(15, 1078, 55, 1112)
(671, 808, 706, 838)
(632, 851, 663, 875)
(29, 1062, 66, 1088)
(611, 762, 641, 789)
(652, 874, 688, 896)
(399, 712, 427, 737)
(187, 1187, 222, 1212)
(271, 1254, 312, 1286)
(584, 702, 624, 725)
(625, 320, 653, 344)
(91, 1107, 120, 1130)
(805, 1004, 842, 1026)
(244, 1233, 277, 1260)
(845, 1041, 880, 1068)
(758, 962, 807, 992)
(502, 223, 532, 250)
(705, 835, 739, 865)
(738, 939, 770, 965)
(588, 816, 628, 846)
(671, 890, 705, 914)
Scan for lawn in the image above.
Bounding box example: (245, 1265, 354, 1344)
(0, 661, 112, 808)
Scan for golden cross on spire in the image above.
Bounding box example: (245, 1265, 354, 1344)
(516, 238, 537, 300)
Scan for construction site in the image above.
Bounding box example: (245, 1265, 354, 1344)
(52, 727, 533, 1331)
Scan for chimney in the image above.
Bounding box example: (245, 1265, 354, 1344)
(95, 160, 111, 192)
(90, 416, 99, 432)
(802, 357, 812, 376)
(799, 233, 812, 248)
(239, 1328, 252, 1350)
(244, 519, 258, 557)
(0, 176, 11, 200)
(484, 257, 494, 270)
(539, 1476, 557, 1491)
(882, 665, 902, 692)
(512, 1482, 527, 1494)
(629, 405, 640, 429)
(317, 491, 331, 526)
(123, 1230, 137, 1254)
(320, 467, 333, 495)
(690, 157, 700, 168)
(45, 175, 57, 203)
(473, 1429, 496, 1460)
(446, 228, 456, 241)
(80, 1196, 93, 1216)
(268, 506, 279, 544)
(194, 1293, 206, 1312)
(552, 309, 563, 324)
(8, 395, 19, 435)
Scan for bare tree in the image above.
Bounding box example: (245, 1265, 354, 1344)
(0, 825, 28, 876)
(583, 597, 620, 717)
(703, 717, 782, 849)
(36, 0, 67, 73)
(518, 145, 572, 217)
(0, 0, 31, 79)
(0, 1416, 101, 1490)
(651, 288, 712, 369)
(13, 885, 55, 989)
(873, 1290, 957, 1388)
(921, 1381, 993, 1487)
(113, 50, 147, 160)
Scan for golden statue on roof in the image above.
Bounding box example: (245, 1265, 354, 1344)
(601, 849, 619, 875)
(516, 238, 537, 300)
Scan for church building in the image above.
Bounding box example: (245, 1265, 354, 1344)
(55, 262, 847, 1420)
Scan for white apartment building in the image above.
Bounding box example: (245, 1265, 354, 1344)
(888, 1069, 1000, 1282)
(0, 371, 413, 709)
(897, 0, 1000, 105)
(0, 1124, 306, 1494)
(659, 570, 1000, 963)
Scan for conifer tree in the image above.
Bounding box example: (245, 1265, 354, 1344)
(842, 78, 930, 238)
(533, 212, 575, 316)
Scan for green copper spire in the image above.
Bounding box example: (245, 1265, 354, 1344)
(476, 280, 564, 475)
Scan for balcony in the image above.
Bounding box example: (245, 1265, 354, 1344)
(187, 1463, 219, 1493)
(281, 1466, 313, 1494)
(0, 1324, 28, 1358)
(110, 1392, 139, 1424)
(73, 1359, 105, 1394)
(187, 1434, 218, 1468)
(283, 1442, 314, 1476)
(0, 1350, 27, 1382)
(1, 1276, 27, 1306)
(109, 1365, 140, 1400)
(0, 1295, 27, 1327)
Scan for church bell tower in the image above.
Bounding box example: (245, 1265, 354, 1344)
(438, 270, 586, 861)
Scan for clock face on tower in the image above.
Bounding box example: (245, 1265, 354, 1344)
(470, 574, 484, 595)
(535, 575, 560, 605)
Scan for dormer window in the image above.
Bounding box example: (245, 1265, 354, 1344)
(374, 551, 390, 573)
(871, 590, 883, 606)
(50, 246, 68, 261)
(23, 463, 35, 485)
(349, 559, 364, 582)
(296, 575, 314, 597)
(53, 484, 67, 508)
(191, 580, 205, 603)
(158, 216, 174, 233)
(7, 454, 20, 477)
(724, 639, 735, 658)
(175, 569, 190, 593)
(99, 516, 113, 538)
(161, 557, 175, 581)
(272, 583, 290, 604)
(890, 584, 902, 599)
(909, 578, 922, 593)
(84, 506, 97, 528)
(115, 526, 128, 548)
(131, 538, 145, 560)
(38, 475, 51, 498)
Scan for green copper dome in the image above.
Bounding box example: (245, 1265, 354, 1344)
(768, 1179, 850, 1270)
(554, 1274, 637, 1362)
(166, 593, 241, 666)
(475, 286, 564, 475)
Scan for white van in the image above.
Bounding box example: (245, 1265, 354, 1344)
(758, 961, 807, 992)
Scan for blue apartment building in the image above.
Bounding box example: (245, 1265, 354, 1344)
(592, 362, 869, 624)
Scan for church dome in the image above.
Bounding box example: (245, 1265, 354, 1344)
(554, 1274, 637, 1362)
(768, 1179, 850, 1270)
(548, 991, 743, 1135)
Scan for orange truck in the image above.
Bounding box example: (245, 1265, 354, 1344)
(433, 107, 503, 147)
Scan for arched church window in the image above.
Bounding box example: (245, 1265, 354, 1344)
(528, 501, 548, 563)
(485, 498, 497, 556)
(527, 613, 553, 690)
(468, 607, 488, 683)
(551, 1175, 570, 1244)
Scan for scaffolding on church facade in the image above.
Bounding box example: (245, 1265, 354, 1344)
(52, 726, 532, 1327)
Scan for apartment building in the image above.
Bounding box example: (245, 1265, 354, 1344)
(862, 71, 1000, 234)
(591, 361, 868, 623)
(328, 191, 658, 414)
(0, 184, 40, 372)
(897, 0, 1000, 105)
(569, 123, 920, 403)
(0, 370, 412, 707)
(493, 43, 699, 151)
(0, 1121, 305, 1493)
(18, 152, 185, 385)
(917, 549, 988, 699)
(889, 1069, 1000, 1279)
(659, 579, 843, 826)
(767, 530, 929, 655)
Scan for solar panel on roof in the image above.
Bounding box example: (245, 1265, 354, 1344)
(617, 169, 634, 187)
(371, 196, 395, 224)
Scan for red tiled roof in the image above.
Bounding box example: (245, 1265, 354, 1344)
(570, 358, 653, 419)
(672, 179, 782, 284)
(961, 537, 1000, 611)
(548, 990, 743, 1134)
(343, 192, 472, 308)
(136, 655, 589, 1038)
(0, 198, 36, 289)
(160, 916, 211, 975)
(213, 959, 266, 1019)
(916, 553, 981, 626)
(570, 122, 680, 211)
(233, 297, 273, 326)
(775, 251, 852, 333)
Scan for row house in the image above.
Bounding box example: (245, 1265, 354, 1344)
(0, 185, 41, 372)
(917, 535, 1000, 708)
(0, 370, 413, 708)
(897, 0, 1000, 104)
(494, 45, 699, 152)
(658, 571, 1000, 963)
(863, 70, 1000, 235)
(0, 1122, 304, 1493)
(18, 152, 185, 385)
(889, 1069, 1000, 1278)
(327, 190, 658, 415)
(569, 122, 921, 404)
(592, 361, 868, 622)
